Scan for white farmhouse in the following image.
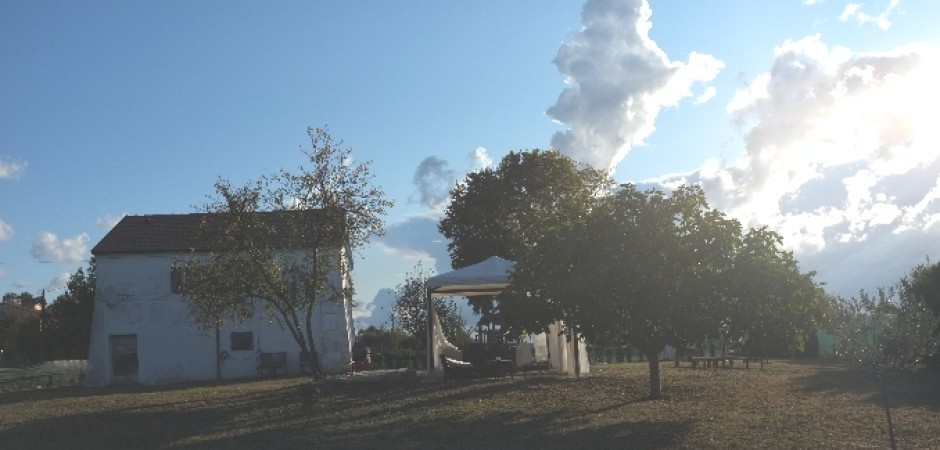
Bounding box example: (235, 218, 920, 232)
(85, 213, 354, 387)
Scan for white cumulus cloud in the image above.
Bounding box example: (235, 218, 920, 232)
(839, 0, 901, 31)
(0, 158, 26, 179)
(0, 218, 12, 242)
(547, 0, 723, 171)
(30, 231, 90, 262)
(716, 37, 938, 230)
(647, 35, 940, 297)
(469, 147, 493, 171)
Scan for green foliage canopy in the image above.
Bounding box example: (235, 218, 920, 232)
(505, 184, 824, 398)
(1, 261, 95, 363)
(438, 149, 608, 319)
(46, 262, 96, 360)
(181, 127, 393, 374)
(831, 262, 940, 371)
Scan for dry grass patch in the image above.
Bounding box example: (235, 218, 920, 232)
(0, 361, 937, 449)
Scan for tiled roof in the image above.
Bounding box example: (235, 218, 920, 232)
(92, 211, 332, 255)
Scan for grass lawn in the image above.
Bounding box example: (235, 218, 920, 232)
(0, 360, 937, 449)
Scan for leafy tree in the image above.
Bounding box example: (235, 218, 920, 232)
(831, 277, 940, 372)
(562, 185, 741, 398)
(903, 260, 940, 318)
(46, 261, 96, 360)
(392, 263, 471, 348)
(901, 260, 940, 368)
(1, 292, 41, 363)
(827, 273, 940, 450)
(181, 127, 393, 375)
(2, 292, 39, 304)
(353, 325, 418, 369)
(439, 149, 608, 319)
(725, 228, 826, 358)
(507, 184, 822, 399)
(1, 316, 40, 363)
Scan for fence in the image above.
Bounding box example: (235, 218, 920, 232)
(0, 360, 86, 392)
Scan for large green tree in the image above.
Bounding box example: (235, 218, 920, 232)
(438, 149, 608, 321)
(507, 185, 742, 398)
(181, 127, 393, 375)
(725, 228, 826, 357)
(507, 184, 823, 399)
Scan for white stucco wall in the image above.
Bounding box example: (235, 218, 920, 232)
(86, 251, 353, 387)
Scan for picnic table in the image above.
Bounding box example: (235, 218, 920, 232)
(690, 355, 764, 369)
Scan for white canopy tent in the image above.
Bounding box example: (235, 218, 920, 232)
(425, 256, 588, 377)
(426, 256, 515, 297)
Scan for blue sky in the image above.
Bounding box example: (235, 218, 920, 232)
(3, 0, 939, 329)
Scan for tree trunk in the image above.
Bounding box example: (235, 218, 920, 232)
(647, 349, 662, 399)
(303, 312, 322, 377)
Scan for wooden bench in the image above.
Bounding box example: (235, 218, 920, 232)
(520, 361, 550, 379)
(691, 355, 764, 369)
(691, 356, 719, 368)
(481, 358, 515, 380)
(258, 351, 288, 375)
(725, 356, 765, 369)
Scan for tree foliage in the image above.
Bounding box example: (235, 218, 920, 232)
(181, 127, 393, 374)
(1, 292, 41, 363)
(352, 325, 425, 369)
(438, 149, 608, 317)
(725, 228, 826, 357)
(46, 261, 96, 359)
(0, 262, 95, 363)
(506, 185, 741, 397)
(439, 149, 825, 398)
(392, 263, 470, 348)
(902, 261, 940, 323)
(830, 263, 940, 371)
(506, 184, 823, 398)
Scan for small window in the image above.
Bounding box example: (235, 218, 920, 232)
(110, 334, 138, 377)
(231, 331, 254, 351)
(170, 266, 186, 294)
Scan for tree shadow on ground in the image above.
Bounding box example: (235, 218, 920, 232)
(793, 363, 940, 411)
(0, 372, 701, 449)
(0, 373, 294, 406)
(283, 374, 697, 449)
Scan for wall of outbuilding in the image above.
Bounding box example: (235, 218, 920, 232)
(86, 251, 352, 387)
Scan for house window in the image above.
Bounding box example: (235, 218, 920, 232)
(170, 266, 186, 294)
(110, 334, 138, 377)
(231, 331, 254, 351)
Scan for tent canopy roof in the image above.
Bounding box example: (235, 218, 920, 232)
(426, 256, 515, 297)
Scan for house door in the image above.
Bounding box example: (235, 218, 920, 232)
(110, 334, 138, 385)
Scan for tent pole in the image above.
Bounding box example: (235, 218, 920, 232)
(426, 288, 434, 376)
(546, 326, 552, 371)
(573, 328, 581, 378)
